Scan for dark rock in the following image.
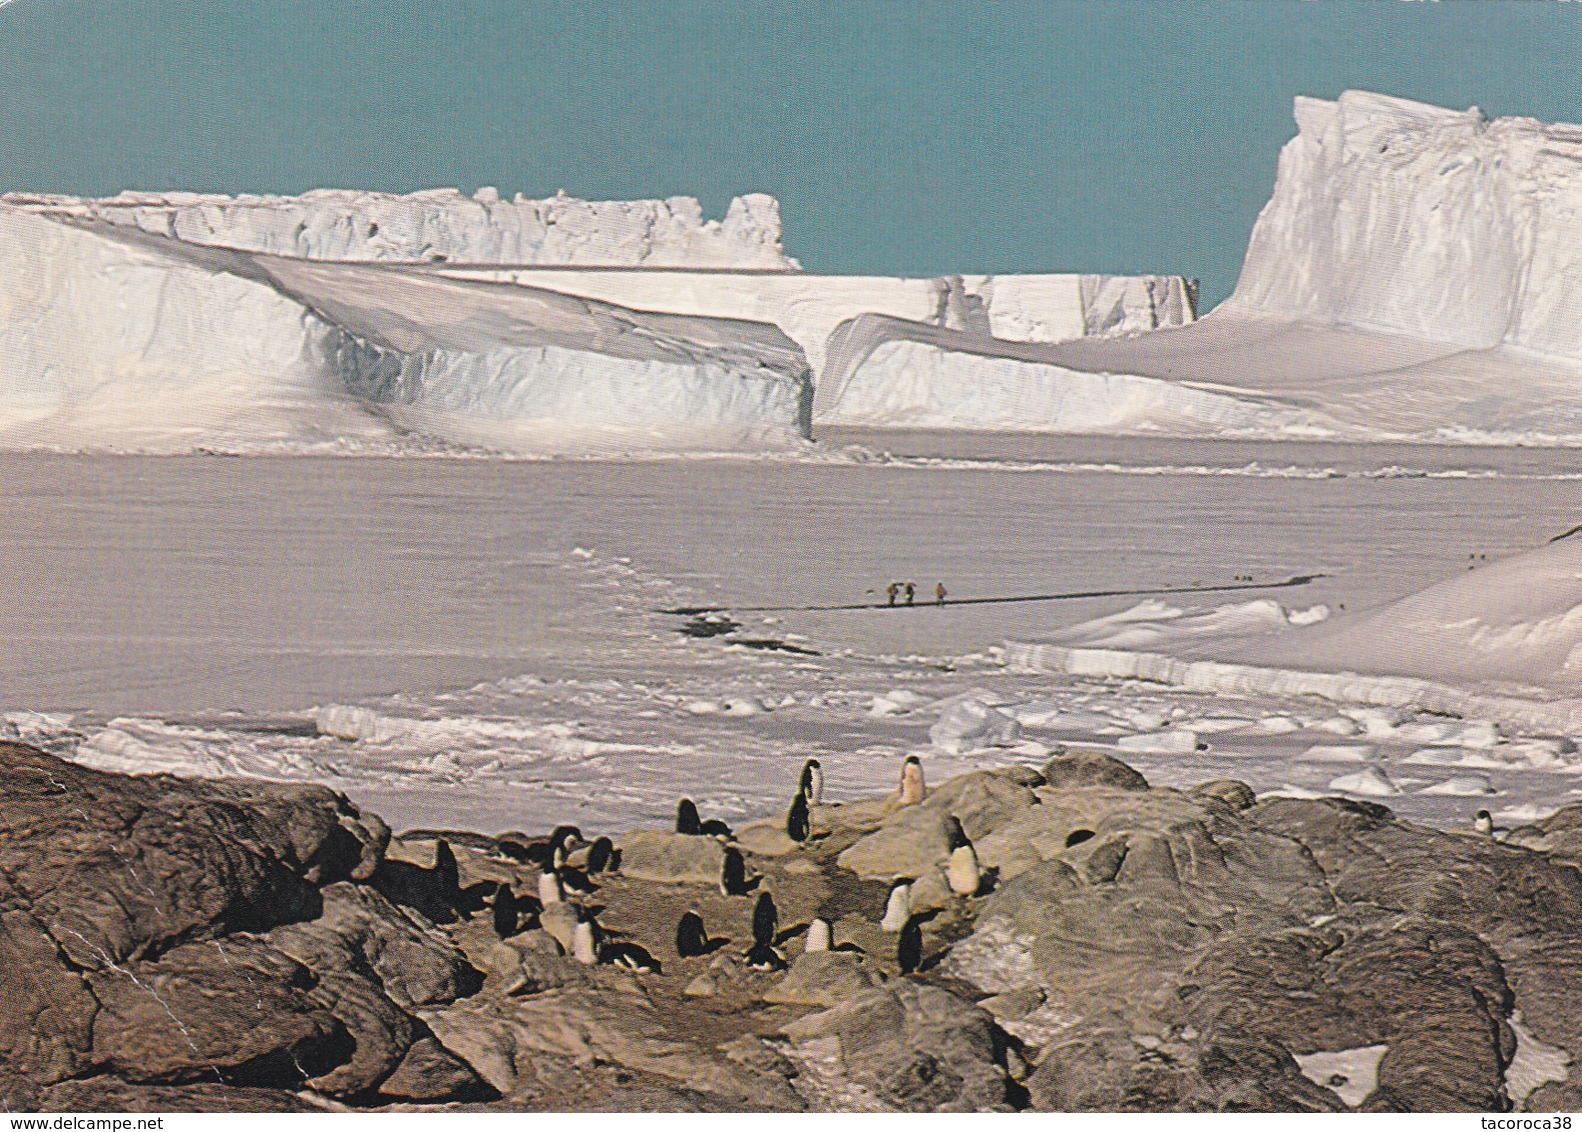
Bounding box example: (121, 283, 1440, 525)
(87, 936, 348, 1087)
(376, 1033, 494, 1102)
(1185, 914, 1514, 1110)
(0, 741, 382, 970)
(1192, 780, 1258, 812)
(265, 881, 482, 1009)
(783, 982, 1010, 1111)
(1041, 750, 1149, 792)
(41, 1078, 324, 1112)
(1025, 1026, 1344, 1112)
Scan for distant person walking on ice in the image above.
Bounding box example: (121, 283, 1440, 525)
(885, 581, 900, 607)
(904, 582, 915, 606)
(935, 582, 947, 605)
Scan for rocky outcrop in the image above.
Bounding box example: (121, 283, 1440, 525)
(11, 737, 1582, 1113)
(0, 740, 483, 1109)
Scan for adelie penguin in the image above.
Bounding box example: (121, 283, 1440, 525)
(549, 824, 585, 861)
(583, 836, 615, 874)
(745, 891, 786, 970)
(947, 844, 981, 897)
(719, 846, 748, 897)
(603, 941, 660, 974)
(804, 917, 831, 953)
(676, 798, 702, 836)
(675, 909, 709, 958)
(538, 868, 564, 906)
(745, 940, 787, 972)
(880, 880, 912, 932)
(1474, 809, 1494, 835)
(433, 839, 460, 893)
(558, 864, 596, 897)
(799, 758, 823, 805)
(899, 755, 926, 806)
(786, 791, 810, 843)
(492, 884, 521, 939)
(752, 891, 779, 948)
(897, 916, 924, 975)
(572, 918, 600, 966)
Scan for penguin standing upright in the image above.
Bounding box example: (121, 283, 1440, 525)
(799, 758, 824, 805)
(572, 917, 599, 965)
(880, 880, 912, 932)
(675, 909, 709, 958)
(947, 844, 981, 896)
(804, 918, 831, 953)
(719, 846, 747, 897)
(1474, 809, 1495, 835)
(786, 791, 810, 843)
(897, 917, 924, 974)
(899, 755, 926, 806)
(492, 885, 521, 938)
(538, 869, 564, 906)
(746, 891, 786, 971)
(584, 836, 615, 874)
(752, 891, 779, 947)
(676, 799, 702, 836)
(434, 839, 459, 893)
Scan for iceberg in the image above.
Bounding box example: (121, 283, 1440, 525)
(4, 187, 797, 269)
(0, 204, 812, 453)
(436, 267, 1196, 398)
(817, 91, 1582, 441)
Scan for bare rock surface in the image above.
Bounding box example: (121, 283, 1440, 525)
(11, 737, 1582, 1112)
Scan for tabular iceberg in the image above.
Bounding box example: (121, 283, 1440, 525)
(818, 91, 1582, 441)
(4, 187, 797, 269)
(443, 268, 1196, 402)
(0, 205, 812, 454)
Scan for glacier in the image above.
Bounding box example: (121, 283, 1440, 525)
(0, 204, 812, 454)
(817, 91, 1582, 441)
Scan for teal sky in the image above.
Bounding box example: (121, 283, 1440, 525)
(2, 1, 1578, 306)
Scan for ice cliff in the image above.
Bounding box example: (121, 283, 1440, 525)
(818, 92, 1582, 441)
(1225, 90, 1582, 360)
(439, 267, 1196, 404)
(3, 187, 797, 269)
(0, 205, 812, 454)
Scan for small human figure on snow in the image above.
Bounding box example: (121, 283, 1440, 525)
(885, 581, 900, 607)
(904, 582, 915, 606)
(934, 582, 947, 605)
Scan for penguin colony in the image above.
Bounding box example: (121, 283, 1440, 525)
(484, 752, 981, 978)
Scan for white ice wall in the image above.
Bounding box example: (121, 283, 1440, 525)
(3, 188, 797, 270)
(0, 205, 389, 451)
(815, 314, 1304, 434)
(0, 206, 812, 453)
(1226, 90, 1582, 362)
(441, 267, 1195, 405)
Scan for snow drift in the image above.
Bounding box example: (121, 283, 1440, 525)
(4, 187, 797, 269)
(819, 91, 1582, 441)
(1008, 535, 1582, 737)
(0, 205, 812, 453)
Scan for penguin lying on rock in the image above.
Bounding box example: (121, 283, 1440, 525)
(602, 941, 661, 974)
